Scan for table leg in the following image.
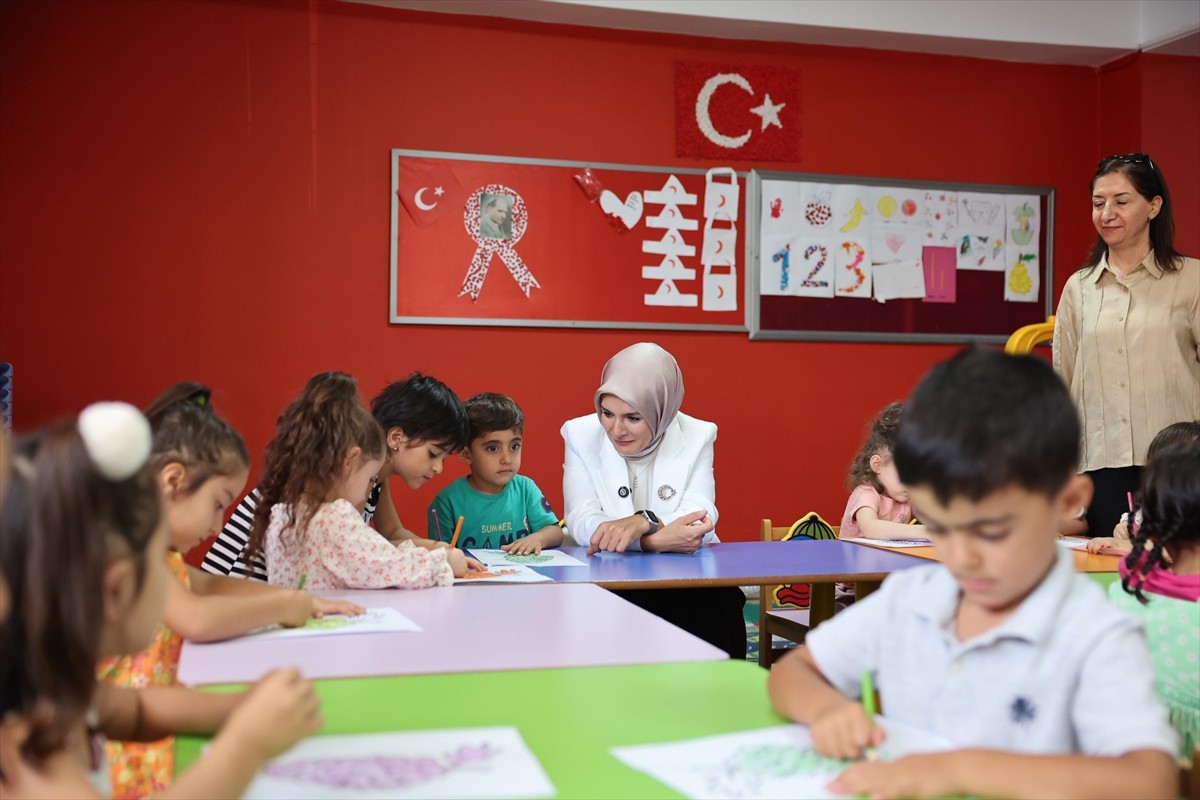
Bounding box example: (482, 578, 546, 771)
(855, 580, 882, 601)
(809, 583, 836, 629)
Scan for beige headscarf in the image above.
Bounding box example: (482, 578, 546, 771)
(593, 343, 685, 461)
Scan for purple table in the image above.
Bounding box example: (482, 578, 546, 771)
(529, 541, 925, 626)
(178, 583, 725, 686)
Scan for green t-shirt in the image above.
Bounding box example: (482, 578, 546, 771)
(427, 474, 559, 550)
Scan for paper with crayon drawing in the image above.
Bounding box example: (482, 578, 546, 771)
(468, 549, 588, 568)
(611, 717, 950, 800)
(239, 726, 554, 799)
(239, 608, 420, 641)
(453, 563, 552, 583)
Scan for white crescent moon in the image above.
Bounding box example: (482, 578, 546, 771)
(414, 187, 438, 211)
(695, 73, 753, 149)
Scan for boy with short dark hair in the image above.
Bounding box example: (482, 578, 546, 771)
(427, 393, 562, 554)
(768, 348, 1177, 799)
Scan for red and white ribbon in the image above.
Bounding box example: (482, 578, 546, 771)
(459, 184, 540, 300)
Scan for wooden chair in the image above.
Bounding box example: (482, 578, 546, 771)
(1004, 315, 1056, 355)
(758, 513, 838, 668)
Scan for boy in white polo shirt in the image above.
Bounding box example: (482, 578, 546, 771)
(768, 348, 1177, 799)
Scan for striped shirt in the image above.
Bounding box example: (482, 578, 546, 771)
(200, 482, 382, 580)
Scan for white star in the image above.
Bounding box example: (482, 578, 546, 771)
(434, 186, 445, 196)
(750, 94, 785, 131)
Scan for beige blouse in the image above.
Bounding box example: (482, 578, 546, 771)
(1053, 252, 1199, 472)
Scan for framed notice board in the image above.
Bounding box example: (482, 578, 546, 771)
(746, 170, 1054, 343)
(390, 150, 747, 332)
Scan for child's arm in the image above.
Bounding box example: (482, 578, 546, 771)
(375, 480, 447, 550)
(502, 525, 564, 555)
(0, 716, 102, 799)
(163, 577, 312, 642)
(187, 567, 364, 618)
(853, 507, 928, 540)
(93, 682, 243, 741)
(157, 669, 322, 800)
(767, 647, 881, 759)
(828, 748, 1176, 800)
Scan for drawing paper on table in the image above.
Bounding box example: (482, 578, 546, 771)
(453, 563, 552, 583)
(239, 726, 554, 799)
(468, 549, 588, 568)
(611, 717, 950, 800)
(1056, 538, 1089, 551)
(239, 608, 421, 641)
(841, 537, 931, 548)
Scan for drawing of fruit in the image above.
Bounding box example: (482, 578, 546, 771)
(1009, 253, 1036, 295)
(877, 195, 897, 218)
(805, 192, 832, 226)
(1011, 202, 1035, 245)
(840, 199, 866, 232)
(901, 198, 918, 217)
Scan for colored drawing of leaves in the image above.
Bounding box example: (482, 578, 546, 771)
(263, 743, 497, 790)
(702, 745, 850, 798)
(504, 553, 553, 564)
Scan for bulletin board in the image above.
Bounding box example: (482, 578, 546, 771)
(746, 170, 1054, 343)
(390, 150, 747, 332)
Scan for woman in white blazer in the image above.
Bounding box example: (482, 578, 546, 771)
(560, 342, 745, 658)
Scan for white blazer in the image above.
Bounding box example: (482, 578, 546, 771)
(561, 412, 719, 549)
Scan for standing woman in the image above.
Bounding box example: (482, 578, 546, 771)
(1054, 153, 1200, 537)
(562, 342, 746, 658)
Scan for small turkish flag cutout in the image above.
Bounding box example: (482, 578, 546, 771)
(398, 162, 464, 227)
(675, 61, 801, 162)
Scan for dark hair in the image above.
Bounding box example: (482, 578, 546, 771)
(1121, 442, 1200, 603)
(371, 373, 469, 454)
(248, 372, 385, 559)
(0, 421, 161, 762)
(1084, 155, 1183, 274)
(464, 393, 524, 441)
(144, 383, 249, 494)
(895, 347, 1079, 505)
(1146, 420, 1200, 463)
(846, 401, 904, 492)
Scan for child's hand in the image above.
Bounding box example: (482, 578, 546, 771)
(418, 538, 450, 551)
(501, 538, 541, 556)
(310, 596, 365, 617)
(279, 590, 316, 628)
(446, 549, 485, 577)
(1086, 536, 1118, 553)
(1113, 518, 1131, 540)
(828, 753, 958, 799)
(810, 699, 883, 760)
(224, 668, 322, 762)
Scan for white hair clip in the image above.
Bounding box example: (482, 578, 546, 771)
(77, 402, 152, 481)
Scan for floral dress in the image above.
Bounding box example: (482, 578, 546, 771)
(95, 550, 189, 798)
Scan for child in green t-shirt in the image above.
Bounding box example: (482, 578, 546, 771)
(427, 393, 563, 554)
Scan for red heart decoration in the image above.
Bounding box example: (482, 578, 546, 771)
(572, 167, 604, 203)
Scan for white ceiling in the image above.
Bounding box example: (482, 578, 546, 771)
(351, 0, 1200, 66)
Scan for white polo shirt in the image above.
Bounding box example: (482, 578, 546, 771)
(807, 548, 1177, 757)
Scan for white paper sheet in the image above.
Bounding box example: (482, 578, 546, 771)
(1057, 538, 1089, 551)
(872, 258, 926, 302)
(788, 236, 837, 298)
(922, 190, 957, 245)
(870, 227, 922, 263)
(611, 717, 950, 800)
(798, 182, 839, 232)
(240, 727, 555, 799)
(453, 563, 553, 584)
(834, 238, 872, 298)
(957, 191, 1007, 271)
(841, 537, 931, 548)
(239, 608, 421, 641)
(759, 181, 801, 237)
(870, 186, 923, 226)
(467, 549, 588, 568)
(759, 234, 795, 296)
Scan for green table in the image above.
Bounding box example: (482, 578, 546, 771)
(177, 660, 785, 798)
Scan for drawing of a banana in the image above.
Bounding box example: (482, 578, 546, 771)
(840, 199, 866, 233)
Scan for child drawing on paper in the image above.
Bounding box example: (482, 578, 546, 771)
(427, 393, 562, 555)
(248, 373, 482, 590)
(839, 402, 927, 541)
(96, 384, 362, 797)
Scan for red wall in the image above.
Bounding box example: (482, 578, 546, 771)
(1, 0, 1196, 553)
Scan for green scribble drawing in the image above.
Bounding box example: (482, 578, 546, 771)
(302, 617, 354, 631)
(503, 553, 553, 564)
(704, 745, 850, 798)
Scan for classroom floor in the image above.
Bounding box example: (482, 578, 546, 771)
(742, 599, 800, 663)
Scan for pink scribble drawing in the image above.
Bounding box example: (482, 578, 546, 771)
(263, 743, 497, 791)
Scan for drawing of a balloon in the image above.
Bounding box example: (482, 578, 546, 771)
(877, 195, 897, 218)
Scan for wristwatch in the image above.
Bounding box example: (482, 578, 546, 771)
(635, 509, 661, 535)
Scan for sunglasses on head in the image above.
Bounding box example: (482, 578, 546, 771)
(1099, 152, 1155, 171)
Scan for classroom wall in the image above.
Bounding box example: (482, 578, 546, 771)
(1, 0, 1196, 557)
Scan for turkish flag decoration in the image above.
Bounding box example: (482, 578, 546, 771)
(675, 61, 801, 162)
(398, 161, 465, 227)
